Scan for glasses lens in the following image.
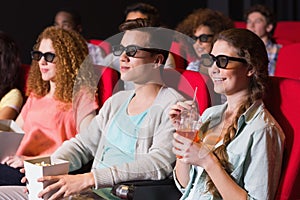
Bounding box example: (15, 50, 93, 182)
(217, 56, 229, 68)
(43, 52, 55, 62)
(126, 46, 138, 57)
(31, 51, 55, 63)
(199, 35, 209, 42)
(31, 51, 42, 61)
(201, 54, 214, 67)
(112, 45, 124, 56)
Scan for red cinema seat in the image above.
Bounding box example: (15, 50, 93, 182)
(274, 21, 300, 45)
(18, 64, 31, 98)
(169, 41, 197, 70)
(162, 68, 213, 114)
(94, 65, 122, 108)
(234, 21, 246, 29)
(264, 77, 300, 200)
(89, 39, 112, 56)
(274, 42, 300, 80)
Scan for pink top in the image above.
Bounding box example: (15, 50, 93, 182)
(16, 93, 98, 156)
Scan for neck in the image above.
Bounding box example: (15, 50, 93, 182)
(225, 90, 249, 113)
(48, 81, 56, 97)
(134, 82, 163, 97)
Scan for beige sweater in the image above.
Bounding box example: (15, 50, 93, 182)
(52, 87, 185, 189)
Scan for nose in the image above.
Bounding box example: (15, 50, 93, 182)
(38, 56, 47, 65)
(208, 60, 220, 74)
(119, 51, 129, 62)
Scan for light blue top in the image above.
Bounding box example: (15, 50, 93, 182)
(174, 100, 285, 200)
(98, 93, 148, 168)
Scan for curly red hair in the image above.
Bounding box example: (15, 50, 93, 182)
(26, 26, 97, 105)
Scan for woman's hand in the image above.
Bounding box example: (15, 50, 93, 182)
(37, 173, 95, 200)
(169, 100, 194, 126)
(172, 132, 212, 167)
(1, 155, 24, 168)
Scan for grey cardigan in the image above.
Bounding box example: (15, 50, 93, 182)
(52, 87, 185, 189)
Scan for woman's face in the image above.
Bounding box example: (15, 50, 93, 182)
(118, 30, 159, 84)
(208, 40, 252, 98)
(38, 39, 56, 82)
(193, 25, 214, 58)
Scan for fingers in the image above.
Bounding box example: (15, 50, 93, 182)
(173, 133, 193, 157)
(38, 176, 62, 199)
(20, 168, 25, 173)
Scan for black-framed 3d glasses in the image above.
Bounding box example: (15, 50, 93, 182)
(31, 51, 56, 63)
(112, 44, 159, 57)
(191, 34, 214, 43)
(201, 53, 247, 69)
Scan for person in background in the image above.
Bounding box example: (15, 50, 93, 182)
(169, 28, 285, 199)
(124, 2, 161, 26)
(0, 31, 23, 120)
(54, 9, 106, 65)
(0, 18, 184, 200)
(105, 2, 176, 91)
(0, 26, 98, 186)
(244, 4, 281, 76)
(175, 8, 234, 73)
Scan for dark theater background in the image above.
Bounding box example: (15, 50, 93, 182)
(0, 0, 299, 64)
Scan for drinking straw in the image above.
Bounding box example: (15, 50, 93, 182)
(192, 86, 198, 104)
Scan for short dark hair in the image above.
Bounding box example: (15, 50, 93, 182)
(56, 9, 82, 26)
(119, 18, 173, 64)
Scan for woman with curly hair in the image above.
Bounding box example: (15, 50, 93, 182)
(0, 26, 98, 186)
(175, 8, 234, 72)
(0, 31, 23, 120)
(169, 28, 285, 199)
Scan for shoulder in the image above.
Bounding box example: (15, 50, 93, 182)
(201, 103, 226, 118)
(157, 87, 185, 102)
(0, 88, 23, 104)
(4, 88, 22, 98)
(0, 88, 23, 110)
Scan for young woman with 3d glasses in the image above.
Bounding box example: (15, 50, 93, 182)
(0, 26, 98, 186)
(175, 8, 234, 73)
(169, 28, 285, 199)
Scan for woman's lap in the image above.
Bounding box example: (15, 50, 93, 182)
(0, 163, 25, 186)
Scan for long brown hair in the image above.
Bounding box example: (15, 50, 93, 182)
(206, 28, 269, 197)
(0, 31, 21, 99)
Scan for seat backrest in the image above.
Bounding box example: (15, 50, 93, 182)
(274, 42, 300, 80)
(94, 65, 122, 108)
(169, 41, 198, 70)
(163, 68, 214, 114)
(234, 21, 246, 29)
(274, 21, 300, 45)
(89, 39, 112, 56)
(18, 64, 31, 98)
(263, 77, 300, 200)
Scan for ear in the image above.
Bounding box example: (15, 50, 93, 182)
(266, 24, 273, 33)
(247, 66, 255, 77)
(153, 54, 164, 68)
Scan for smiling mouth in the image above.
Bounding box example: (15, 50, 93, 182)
(213, 77, 226, 82)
